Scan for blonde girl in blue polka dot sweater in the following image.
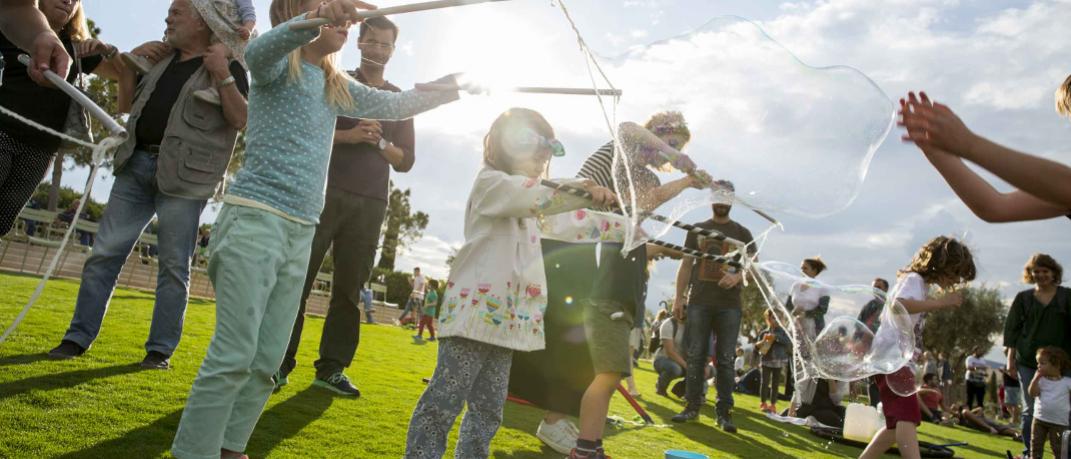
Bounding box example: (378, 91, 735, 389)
(171, 1, 459, 458)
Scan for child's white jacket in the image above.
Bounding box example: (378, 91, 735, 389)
(437, 167, 591, 351)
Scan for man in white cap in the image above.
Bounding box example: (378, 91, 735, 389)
(48, 0, 249, 370)
(670, 180, 756, 433)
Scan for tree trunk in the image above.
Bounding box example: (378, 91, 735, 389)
(47, 152, 64, 211)
(377, 219, 400, 271)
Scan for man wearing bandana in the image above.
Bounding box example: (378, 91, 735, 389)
(670, 180, 756, 433)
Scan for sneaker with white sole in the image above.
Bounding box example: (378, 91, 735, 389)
(536, 418, 578, 454)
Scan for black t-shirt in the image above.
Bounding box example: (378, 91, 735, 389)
(0, 31, 102, 151)
(134, 54, 248, 147)
(684, 219, 755, 308)
(328, 70, 415, 202)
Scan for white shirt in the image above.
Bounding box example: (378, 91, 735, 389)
(1034, 376, 1071, 426)
(654, 318, 685, 361)
(790, 280, 828, 312)
(411, 274, 426, 298)
(734, 356, 745, 372)
(965, 356, 989, 384)
(871, 273, 928, 370)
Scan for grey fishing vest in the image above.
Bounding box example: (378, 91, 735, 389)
(114, 52, 239, 200)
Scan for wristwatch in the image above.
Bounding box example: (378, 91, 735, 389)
(378, 138, 392, 150)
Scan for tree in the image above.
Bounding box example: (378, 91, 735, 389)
(739, 271, 774, 343)
(49, 18, 122, 211)
(921, 285, 1007, 396)
(376, 182, 429, 271)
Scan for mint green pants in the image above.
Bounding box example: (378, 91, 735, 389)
(172, 204, 315, 459)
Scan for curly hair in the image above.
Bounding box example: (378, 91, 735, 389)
(1037, 346, 1071, 374)
(902, 236, 976, 286)
(643, 111, 691, 144)
(1022, 253, 1063, 285)
(1057, 73, 1071, 118)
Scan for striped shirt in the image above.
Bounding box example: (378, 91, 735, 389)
(576, 141, 660, 205)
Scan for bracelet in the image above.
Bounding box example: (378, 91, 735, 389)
(216, 75, 236, 89)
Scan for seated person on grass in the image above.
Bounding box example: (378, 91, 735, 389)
(918, 373, 949, 424)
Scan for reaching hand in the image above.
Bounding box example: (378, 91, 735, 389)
(29, 31, 70, 85)
(202, 44, 231, 81)
(75, 39, 116, 59)
(900, 91, 979, 159)
(581, 180, 617, 208)
(129, 41, 171, 63)
(311, 0, 378, 28)
(940, 291, 964, 308)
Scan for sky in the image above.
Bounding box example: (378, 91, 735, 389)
(56, 0, 1071, 360)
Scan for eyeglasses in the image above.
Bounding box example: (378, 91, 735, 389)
(507, 127, 566, 158)
(359, 41, 395, 50)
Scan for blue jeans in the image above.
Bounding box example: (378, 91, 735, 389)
(654, 355, 684, 392)
(361, 288, 375, 323)
(1018, 365, 1037, 457)
(63, 150, 206, 356)
(684, 304, 742, 414)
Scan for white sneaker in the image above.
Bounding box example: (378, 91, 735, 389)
(536, 418, 578, 455)
(193, 88, 221, 105)
(120, 52, 153, 75)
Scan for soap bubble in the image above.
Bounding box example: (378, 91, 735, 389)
(754, 262, 919, 393)
(602, 16, 895, 250)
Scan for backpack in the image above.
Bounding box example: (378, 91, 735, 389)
(648, 318, 679, 355)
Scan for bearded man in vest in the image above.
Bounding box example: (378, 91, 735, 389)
(48, 0, 249, 370)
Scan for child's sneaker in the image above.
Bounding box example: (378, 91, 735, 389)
(193, 88, 221, 106)
(537, 418, 579, 454)
(120, 52, 153, 74)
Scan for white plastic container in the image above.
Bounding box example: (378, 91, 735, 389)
(843, 402, 883, 442)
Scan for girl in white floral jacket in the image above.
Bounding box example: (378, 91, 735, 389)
(404, 108, 616, 459)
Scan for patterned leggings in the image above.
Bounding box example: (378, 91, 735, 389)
(1031, 418, 1067, 459)
(405, 337, 512, 459)
(0, 130, 54, 235)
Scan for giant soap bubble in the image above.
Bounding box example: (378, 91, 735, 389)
(602, 16, 895, 250)
(755, 262, 921, 394)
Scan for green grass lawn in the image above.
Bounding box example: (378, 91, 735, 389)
(0, 272, 1023, 458)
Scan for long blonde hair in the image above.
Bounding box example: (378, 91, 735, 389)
(46, 0, 90, 42)
(269, 0, 355, 111)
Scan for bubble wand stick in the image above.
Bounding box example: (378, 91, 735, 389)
(289, 0, 510, 30)
(539, 179, 745, 268)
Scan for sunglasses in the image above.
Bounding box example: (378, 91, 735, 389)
(507, 127, 565, 158)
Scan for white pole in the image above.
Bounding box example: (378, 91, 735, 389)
(18, 54, 127, 139)
(414, 82, 622, 97)
(290, 0, 509, 30)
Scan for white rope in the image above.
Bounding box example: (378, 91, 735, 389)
(0, 107, 123, 345)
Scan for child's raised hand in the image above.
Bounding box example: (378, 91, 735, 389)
(312, 0, 378, 28)
(129, 40, 171, 64)
(900, 91, 978, 158)
(203, 44, 231, 81)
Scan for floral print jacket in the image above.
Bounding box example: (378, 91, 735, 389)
(437, 168, 591, 351)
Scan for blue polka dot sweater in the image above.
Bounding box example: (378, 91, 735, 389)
(227, 13, 458, 223)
